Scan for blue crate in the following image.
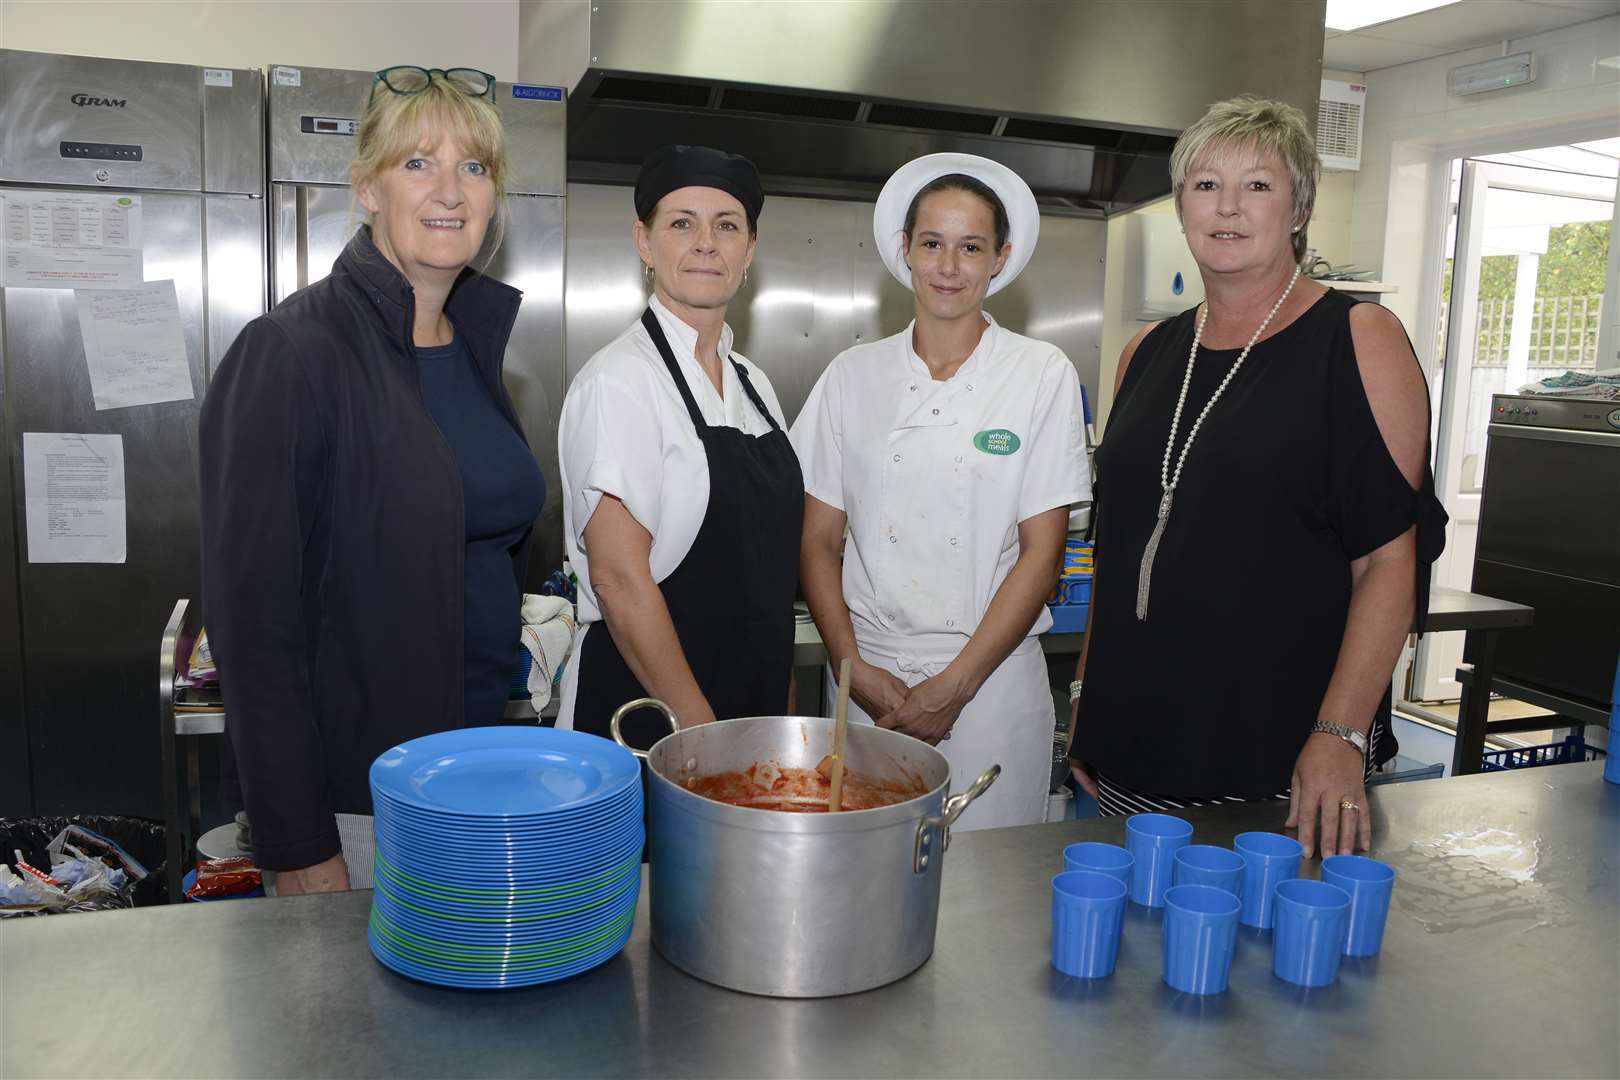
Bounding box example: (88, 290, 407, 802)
(1480, 735, 1605, 772)
(1048, 601, 1089, 634)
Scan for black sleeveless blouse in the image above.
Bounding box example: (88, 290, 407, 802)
(1075, 289, 1447, 799)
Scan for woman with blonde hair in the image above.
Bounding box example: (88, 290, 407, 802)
(1067, 97, 1446, 856)
(201, 67, 544, 893)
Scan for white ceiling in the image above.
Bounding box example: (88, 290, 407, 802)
(1324, 0, 1620, 72)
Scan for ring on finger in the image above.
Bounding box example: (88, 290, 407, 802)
(1339, 798, 1360, 812)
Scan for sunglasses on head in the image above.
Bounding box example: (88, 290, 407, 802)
(373, 66, 496, 100)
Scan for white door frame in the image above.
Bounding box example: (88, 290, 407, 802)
(1404, 151, 1618, 703)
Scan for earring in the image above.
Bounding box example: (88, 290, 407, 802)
(642, 263, 654, 283)
(742, 268, 749, 288)
(1291, 226, 1301, 233)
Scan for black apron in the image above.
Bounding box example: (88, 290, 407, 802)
(573, 308, 804, 749)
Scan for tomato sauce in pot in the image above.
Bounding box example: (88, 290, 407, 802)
(683, 759, 930, 813)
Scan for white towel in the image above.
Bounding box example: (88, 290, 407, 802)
(520, 594, 576, 713)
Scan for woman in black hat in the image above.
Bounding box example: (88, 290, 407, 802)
(556, 146, 802, 744)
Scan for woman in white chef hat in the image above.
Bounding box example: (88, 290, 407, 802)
(791, 154, 1090, 830)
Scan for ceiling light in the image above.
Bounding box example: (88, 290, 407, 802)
(1324, 0, 1456, 32)
(1448, 52, 1536, 96)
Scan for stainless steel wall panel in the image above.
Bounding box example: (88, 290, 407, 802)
(489, 194, 568, 581)
(0, 50, 205, 192)
(201, 68, 266, 197)
(5, 192, 209, 817)
(563, 182, 645, 383)
(985, 215, 1106, 400)
(586, 0, 1325, 137)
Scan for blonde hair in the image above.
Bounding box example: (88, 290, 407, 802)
(350, 75, 510, 263)
(1170, 96, 1320, 262)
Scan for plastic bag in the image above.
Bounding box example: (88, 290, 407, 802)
(0, 815, 166, 911)
(185, 857, 261, 900)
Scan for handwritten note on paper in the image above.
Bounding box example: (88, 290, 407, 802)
(23, 433, 127, 564)
(0, 191, 143, 290)
(75, 281, 195, 410)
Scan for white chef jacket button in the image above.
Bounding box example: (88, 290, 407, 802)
(931, 408, 940, 415)
(892, 453, 901, 462)
(909, 384, 917, 391)
(946, 619, 955, 627)
(949, 537, 958, 546)
(889, 535, 898, 544)
(954, 455, 963, 463)
(966, 383, 974, 391)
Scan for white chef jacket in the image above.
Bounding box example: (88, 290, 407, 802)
(790, 313, 1090, 658)
(556, 295, 788, 727)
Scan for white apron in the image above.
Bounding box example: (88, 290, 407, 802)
(826, 637, 1054, 832)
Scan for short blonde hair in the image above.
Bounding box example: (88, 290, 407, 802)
(350, 75, 510, 262)
(1170, 96, 1320, 262)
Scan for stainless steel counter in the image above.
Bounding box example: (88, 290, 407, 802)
(4, 766, 1615, 1079)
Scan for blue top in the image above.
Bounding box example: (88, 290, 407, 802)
(416, 333, 546, 726)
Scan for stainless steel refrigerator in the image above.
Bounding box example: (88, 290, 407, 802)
(266, 64, 567, 581)
(0, 50, 266, 816)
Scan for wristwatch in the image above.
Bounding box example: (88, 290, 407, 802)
(1069, 679, 1083, 703)
(1312, 720, 1368, 757)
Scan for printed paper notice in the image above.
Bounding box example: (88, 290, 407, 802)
(1, 191, 143, 290)
(75, 281, 194, 410)
(23, 433, 126, 564)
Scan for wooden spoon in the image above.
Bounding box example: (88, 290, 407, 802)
(828, 657, 852, 812)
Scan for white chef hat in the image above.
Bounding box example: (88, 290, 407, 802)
(872, 152, 1040, 297)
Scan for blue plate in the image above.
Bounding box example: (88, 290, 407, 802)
(369, 899, 638, 963)
(373, 854, 641, 916)
(370, 887, 641, 945)
(367, 917, 634, 988)
(369, 779, 642, 827)
(370, 793, 641, 841)
(371, 813, 642, 854)
(370, 727, 640, 817)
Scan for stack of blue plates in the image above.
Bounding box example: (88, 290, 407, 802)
(366, 726, 644, 988)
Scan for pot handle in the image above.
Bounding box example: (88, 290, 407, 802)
(609, 697, 681, 760)
(912, 764, 1000, 873)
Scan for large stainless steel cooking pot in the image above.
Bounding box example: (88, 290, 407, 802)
(611, 698, 997, 998)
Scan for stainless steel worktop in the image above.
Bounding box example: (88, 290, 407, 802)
(3, 766, 1615, 1079)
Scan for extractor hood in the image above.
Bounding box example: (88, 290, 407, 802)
(564, 0, 1327, 217)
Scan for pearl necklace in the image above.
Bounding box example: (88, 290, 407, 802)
(1135, 265, 1301, 621)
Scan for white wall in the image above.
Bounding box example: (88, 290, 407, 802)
(0, 1, 523, 79)
(1350, 14, 1620, 339)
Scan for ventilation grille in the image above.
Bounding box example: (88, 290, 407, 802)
(1317, 80, 1365, 172)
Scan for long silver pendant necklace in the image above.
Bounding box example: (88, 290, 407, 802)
(1136, 265, 1301, 621)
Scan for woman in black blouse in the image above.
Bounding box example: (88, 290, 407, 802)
(1068, 97, 1446, 857)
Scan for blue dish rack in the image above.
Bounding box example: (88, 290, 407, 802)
(1048, 538, 1092, 633)
(1480, 734, 1605, 772)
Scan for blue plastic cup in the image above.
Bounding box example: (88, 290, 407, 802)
(1051, 871, 1128, 978)
(1125, 813, 1193, 907)
(1321, 855, 1396, 956)
(1162, 884, 1242, 994)
(1172, 844, 1245, 896)
(1234, 831, 1303, 929)
(1063, 842, 1134, 887)
(1272, 879, 1352, 987)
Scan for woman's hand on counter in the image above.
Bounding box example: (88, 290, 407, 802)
(1287, 733, 1372, 858)
(877, 668, 973, 746)
(849, 658, 910, 723)
(274, 852, 351, 895)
